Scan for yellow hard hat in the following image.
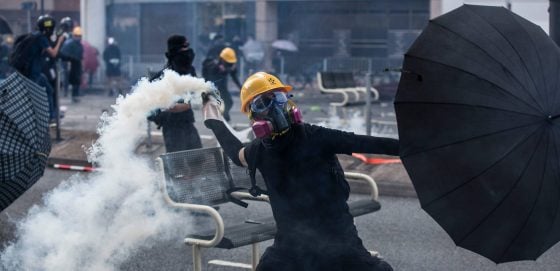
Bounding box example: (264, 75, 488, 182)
(220, 47, 237, 63)
(72, 26, 82, 36)
(240, 72, 292, 114)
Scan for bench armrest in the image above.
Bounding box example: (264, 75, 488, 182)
(156, 158, 225, 248)
(344, 172, 378, 201)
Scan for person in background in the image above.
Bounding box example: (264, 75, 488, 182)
(9, 14, 66, 121)
(103, 37, 122, 96)
(147, 34, 202, 153)
(58, 17, 73, 96)
(206, 34, 225, 59)
(201, 72, 397, 271)
(202, 47, 242, 122)
(61, 26, 83, 103)
(82, 40, 99, 89)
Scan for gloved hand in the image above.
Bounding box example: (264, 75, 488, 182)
(201, 90, 225, 126)
(147, 109, 162, 129)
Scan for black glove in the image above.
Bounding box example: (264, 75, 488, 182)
(147, 109, 162, 128)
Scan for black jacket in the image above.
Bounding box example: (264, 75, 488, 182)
(148, 67, 202, 152)
(202, 58, 242, 93)
(103, 44, 121, 77)
(247, 124, 398, 269)
(244, 124, 398, 243)
(205, 119, 398, 270)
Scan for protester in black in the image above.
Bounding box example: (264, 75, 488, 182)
(61, 26, 83, 103)
(202, 47, 242, 122)
(147, 35, 202, 153)
(202, 72, 397, 271)
(103, 37, 122, 96)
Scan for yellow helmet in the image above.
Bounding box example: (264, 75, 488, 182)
(72, 26, 82, 36)
(240, 72, 292, 114)
(219, 47, 237, 63)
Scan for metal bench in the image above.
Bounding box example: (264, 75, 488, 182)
(157, 147, 381, 271)
(317, 72, 380, 107)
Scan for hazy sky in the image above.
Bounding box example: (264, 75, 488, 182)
(441, 0, 549, 34)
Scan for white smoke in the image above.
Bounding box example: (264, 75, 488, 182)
(1, 70, 215, 271)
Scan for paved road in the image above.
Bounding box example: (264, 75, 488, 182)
(2, 169, 559, 271)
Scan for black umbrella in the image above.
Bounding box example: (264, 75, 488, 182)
(0, 72, 51, 212)
(0, 17, 12, 35)
(395, 5, 560, 263)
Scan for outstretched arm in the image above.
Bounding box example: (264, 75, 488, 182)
(230, 69, 243, 89)
(312, 125, 399, 156)
(202, 93, 247, 167)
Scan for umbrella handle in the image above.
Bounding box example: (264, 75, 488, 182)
(35, 152, 48, 158)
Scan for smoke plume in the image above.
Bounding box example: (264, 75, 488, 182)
(1, 70, 214, 270)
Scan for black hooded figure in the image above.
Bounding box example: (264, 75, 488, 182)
(202, 72, 397, 271)
(148, 35, 202, 153)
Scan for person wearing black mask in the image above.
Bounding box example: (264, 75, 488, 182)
(147, 35, 202, 153)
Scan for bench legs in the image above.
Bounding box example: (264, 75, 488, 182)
(192, 244, 202, 271)
(252, 243, 259, 270)
(191, 243, 260, 270)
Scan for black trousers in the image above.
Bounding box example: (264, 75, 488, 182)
(256, 245, 393, 271)
(219, 88, 233, 122)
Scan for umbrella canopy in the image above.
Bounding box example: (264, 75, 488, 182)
(395, 5, 560, 263)
(0, 17, 12, 35)
(0, 72, 51, 211)
(271, 40, 298, 52)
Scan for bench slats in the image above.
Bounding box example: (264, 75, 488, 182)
(188, 217, 276, 249)
(348, 199, 381, 217)
(185, 199, 380, 250)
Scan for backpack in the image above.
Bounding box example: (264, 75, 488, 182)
(9, 33, 39, 77)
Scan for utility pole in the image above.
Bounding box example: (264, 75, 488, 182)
(21, 2, 37, 33)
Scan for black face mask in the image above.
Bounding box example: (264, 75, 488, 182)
(170, 49, 195, 75)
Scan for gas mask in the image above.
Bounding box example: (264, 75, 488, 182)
(249, 91, 303, 139)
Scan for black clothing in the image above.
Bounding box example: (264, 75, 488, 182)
(61, 38, 83, 85)
(0, 43, 11, 78)
(169, 49, 195, 75)
(42, 40, 58, 118)
(202, 59, 242, 121)
(149, 68, 202, 153)
(206, 43, 225, 59)
(205, 121, 398, 271)
(204, 119, 244, 165)
(166, 35, 190, 55)
(103, 44, 121, 77)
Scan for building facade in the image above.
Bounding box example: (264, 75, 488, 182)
(83, 0, 429, 80)
(0, 0, 79, 37)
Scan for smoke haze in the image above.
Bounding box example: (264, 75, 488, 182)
(1, 70, 214, 271)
